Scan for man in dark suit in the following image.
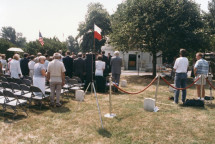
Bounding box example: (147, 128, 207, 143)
(111, 51, 122, 85)
(101, 51, 109, 77)
(20, 53, 29, 76)
(107, 52, 112, 73)
(73, 52, 86, 82)
(63, 51, 73, 78)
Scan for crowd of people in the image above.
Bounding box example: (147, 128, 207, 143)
(0, 50, 122, 107)
(173, 49, 209, 104)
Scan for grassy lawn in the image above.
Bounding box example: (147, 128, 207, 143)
(0, 75, 215, 144)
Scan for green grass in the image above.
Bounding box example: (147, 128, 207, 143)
(0, 75, 215, 144)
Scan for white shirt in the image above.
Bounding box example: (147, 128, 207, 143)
(0, 59, 7, 69)
(28, 60, 35, 70)
(10, 59, 22, 78)
(95, 60, 105, 76)
(173, 57, 189, 73)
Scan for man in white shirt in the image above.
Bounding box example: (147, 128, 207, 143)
(173, 49, 189, 104)
(47, 53, 66, 107)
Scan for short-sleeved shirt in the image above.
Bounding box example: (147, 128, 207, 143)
(33, 63, 46, 78)
(28, 60, 35, 70)
(95, 60, 105, 76)
(173, 57, 189, 73)
(47, 59, 66, 82)
(194, 58, 209, 75)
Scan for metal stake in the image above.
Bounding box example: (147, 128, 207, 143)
(92, 82, 104, 128)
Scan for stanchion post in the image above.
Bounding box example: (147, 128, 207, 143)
(109, 76, 112, 114)
(155, 74, 160, 105)
(200, 74, 203, 100)
(104, 76, 116, 118)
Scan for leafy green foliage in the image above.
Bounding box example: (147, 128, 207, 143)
(77, 2, 111, 53)
(25, 37, 67, 56)
(67, 35, 80, 54)
(0, 26, 26, 48)
(0, 38, 15, 58)
(110, 0, 205, 76)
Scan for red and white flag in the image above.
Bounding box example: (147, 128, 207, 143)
(94, 24, 102, 40)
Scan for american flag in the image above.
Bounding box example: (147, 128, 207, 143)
(39, 32, 44, 46)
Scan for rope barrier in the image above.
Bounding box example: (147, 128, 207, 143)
(113, 76, 158, 94)
(206, 78, 215, 90)
(161, 76, 201, 90)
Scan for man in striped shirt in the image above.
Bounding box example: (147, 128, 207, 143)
(194, 52, 209, 101)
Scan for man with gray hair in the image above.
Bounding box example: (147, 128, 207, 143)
(47, 53, 66, 107)
(111, 51, 122, 85)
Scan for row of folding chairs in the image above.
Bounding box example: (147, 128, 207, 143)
(0, 83, 51, 118)
(0, 76, 32, 86)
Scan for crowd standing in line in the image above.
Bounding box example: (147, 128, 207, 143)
(0, 49, 209, 106)
(0, 50, 123, 107)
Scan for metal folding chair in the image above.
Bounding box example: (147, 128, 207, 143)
(3, 90, 28, 118)
(30, 86, 50, 109)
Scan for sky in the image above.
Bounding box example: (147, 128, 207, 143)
(0, 0, 211, 42)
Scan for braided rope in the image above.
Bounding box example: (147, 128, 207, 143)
(112, 76, 158, 94)
(161, 76, 201, 90)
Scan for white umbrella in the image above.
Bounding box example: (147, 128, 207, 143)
(7, 47, 24, 52)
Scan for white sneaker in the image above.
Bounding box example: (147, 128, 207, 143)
(201, 98, 204, 101)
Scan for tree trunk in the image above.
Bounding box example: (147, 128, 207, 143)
(152, 51, 157, 77)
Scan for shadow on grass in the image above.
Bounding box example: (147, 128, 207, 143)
(51, 106, 71, 113)
(0, 111, 27, 123)
(206, 103, 215, 109)
(97, 128, 112, 138)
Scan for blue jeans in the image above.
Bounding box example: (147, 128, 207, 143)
(174, 73, 187, 103)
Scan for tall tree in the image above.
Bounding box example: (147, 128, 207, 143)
(203, 0, 215, 51)
(110, 0, 205, 76)
(0, 26, 27, 48)
(67, 35, 80, 54)
(77, 2, 111, 53)
(1, 26, 17, 44)
(25, 37, 67, 56)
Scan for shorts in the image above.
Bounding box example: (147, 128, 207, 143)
(195, 74, 206, 85)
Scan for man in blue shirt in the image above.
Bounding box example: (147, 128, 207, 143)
(194, 52, 209, 101)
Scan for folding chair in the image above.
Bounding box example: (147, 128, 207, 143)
(2, 82, 13, 92)
(0, 76, 7, 82)
(68, 79, 83, 92)
(10, 82, 23, 97)
(7, 77, 14, 83)
(30, 86, 50, 109)
(23, 79, 32, 86)
(0, 91, 7, 113)
(24, 76, 32, 81)
(13, 78, 23, 85)
(3, 75, 10, 78)
(72, 76, 82, 83)
(3, 90, 28, 118)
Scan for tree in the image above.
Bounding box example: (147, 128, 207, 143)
(25, 37, 67, 56)
(110, 0, 205, 76)
(203, 0, 215, 51)
(1, 27, 17, 44)
(0, 26, 27, 48)
(77, 2, 111, 53)
(67, 35, 80, 54)
(0, 38, 15, 58)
